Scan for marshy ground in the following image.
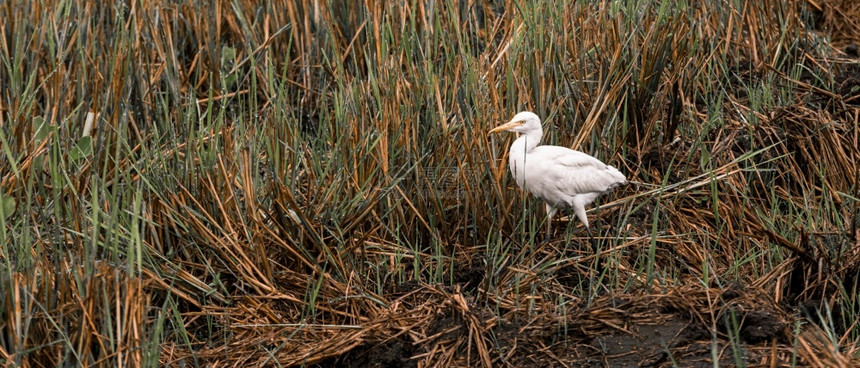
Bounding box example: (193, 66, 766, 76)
(1, 0, 859, 367)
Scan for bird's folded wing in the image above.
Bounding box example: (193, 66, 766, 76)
(538, 149, 626, 194)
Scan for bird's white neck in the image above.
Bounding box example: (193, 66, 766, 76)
(508, 129, 542, 188)
(512, 128, 542, 154)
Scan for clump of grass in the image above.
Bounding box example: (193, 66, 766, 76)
(1, 0, 858, 366)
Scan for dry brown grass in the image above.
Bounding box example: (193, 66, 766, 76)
(1, 0, 859, 366)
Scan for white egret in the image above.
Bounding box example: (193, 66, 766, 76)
(490, 111, 627, 239)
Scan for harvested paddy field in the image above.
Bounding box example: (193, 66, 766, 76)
(1, 0, 859, 366)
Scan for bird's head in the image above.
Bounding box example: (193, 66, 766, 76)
(489, 111, 542, 135)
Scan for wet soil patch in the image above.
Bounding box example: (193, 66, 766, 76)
(580, 316, 690, 368)
(452, 256, 485, 292)
(313, 337, 416, 368)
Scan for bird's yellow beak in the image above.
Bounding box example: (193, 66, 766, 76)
(488, 120, 524, 134)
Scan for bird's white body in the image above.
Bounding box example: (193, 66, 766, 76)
(491, 112, 626, 235)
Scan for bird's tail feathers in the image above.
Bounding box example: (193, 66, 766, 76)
(606, 165, 627, 189)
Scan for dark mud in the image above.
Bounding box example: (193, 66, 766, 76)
(314, 337, 416, 368)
